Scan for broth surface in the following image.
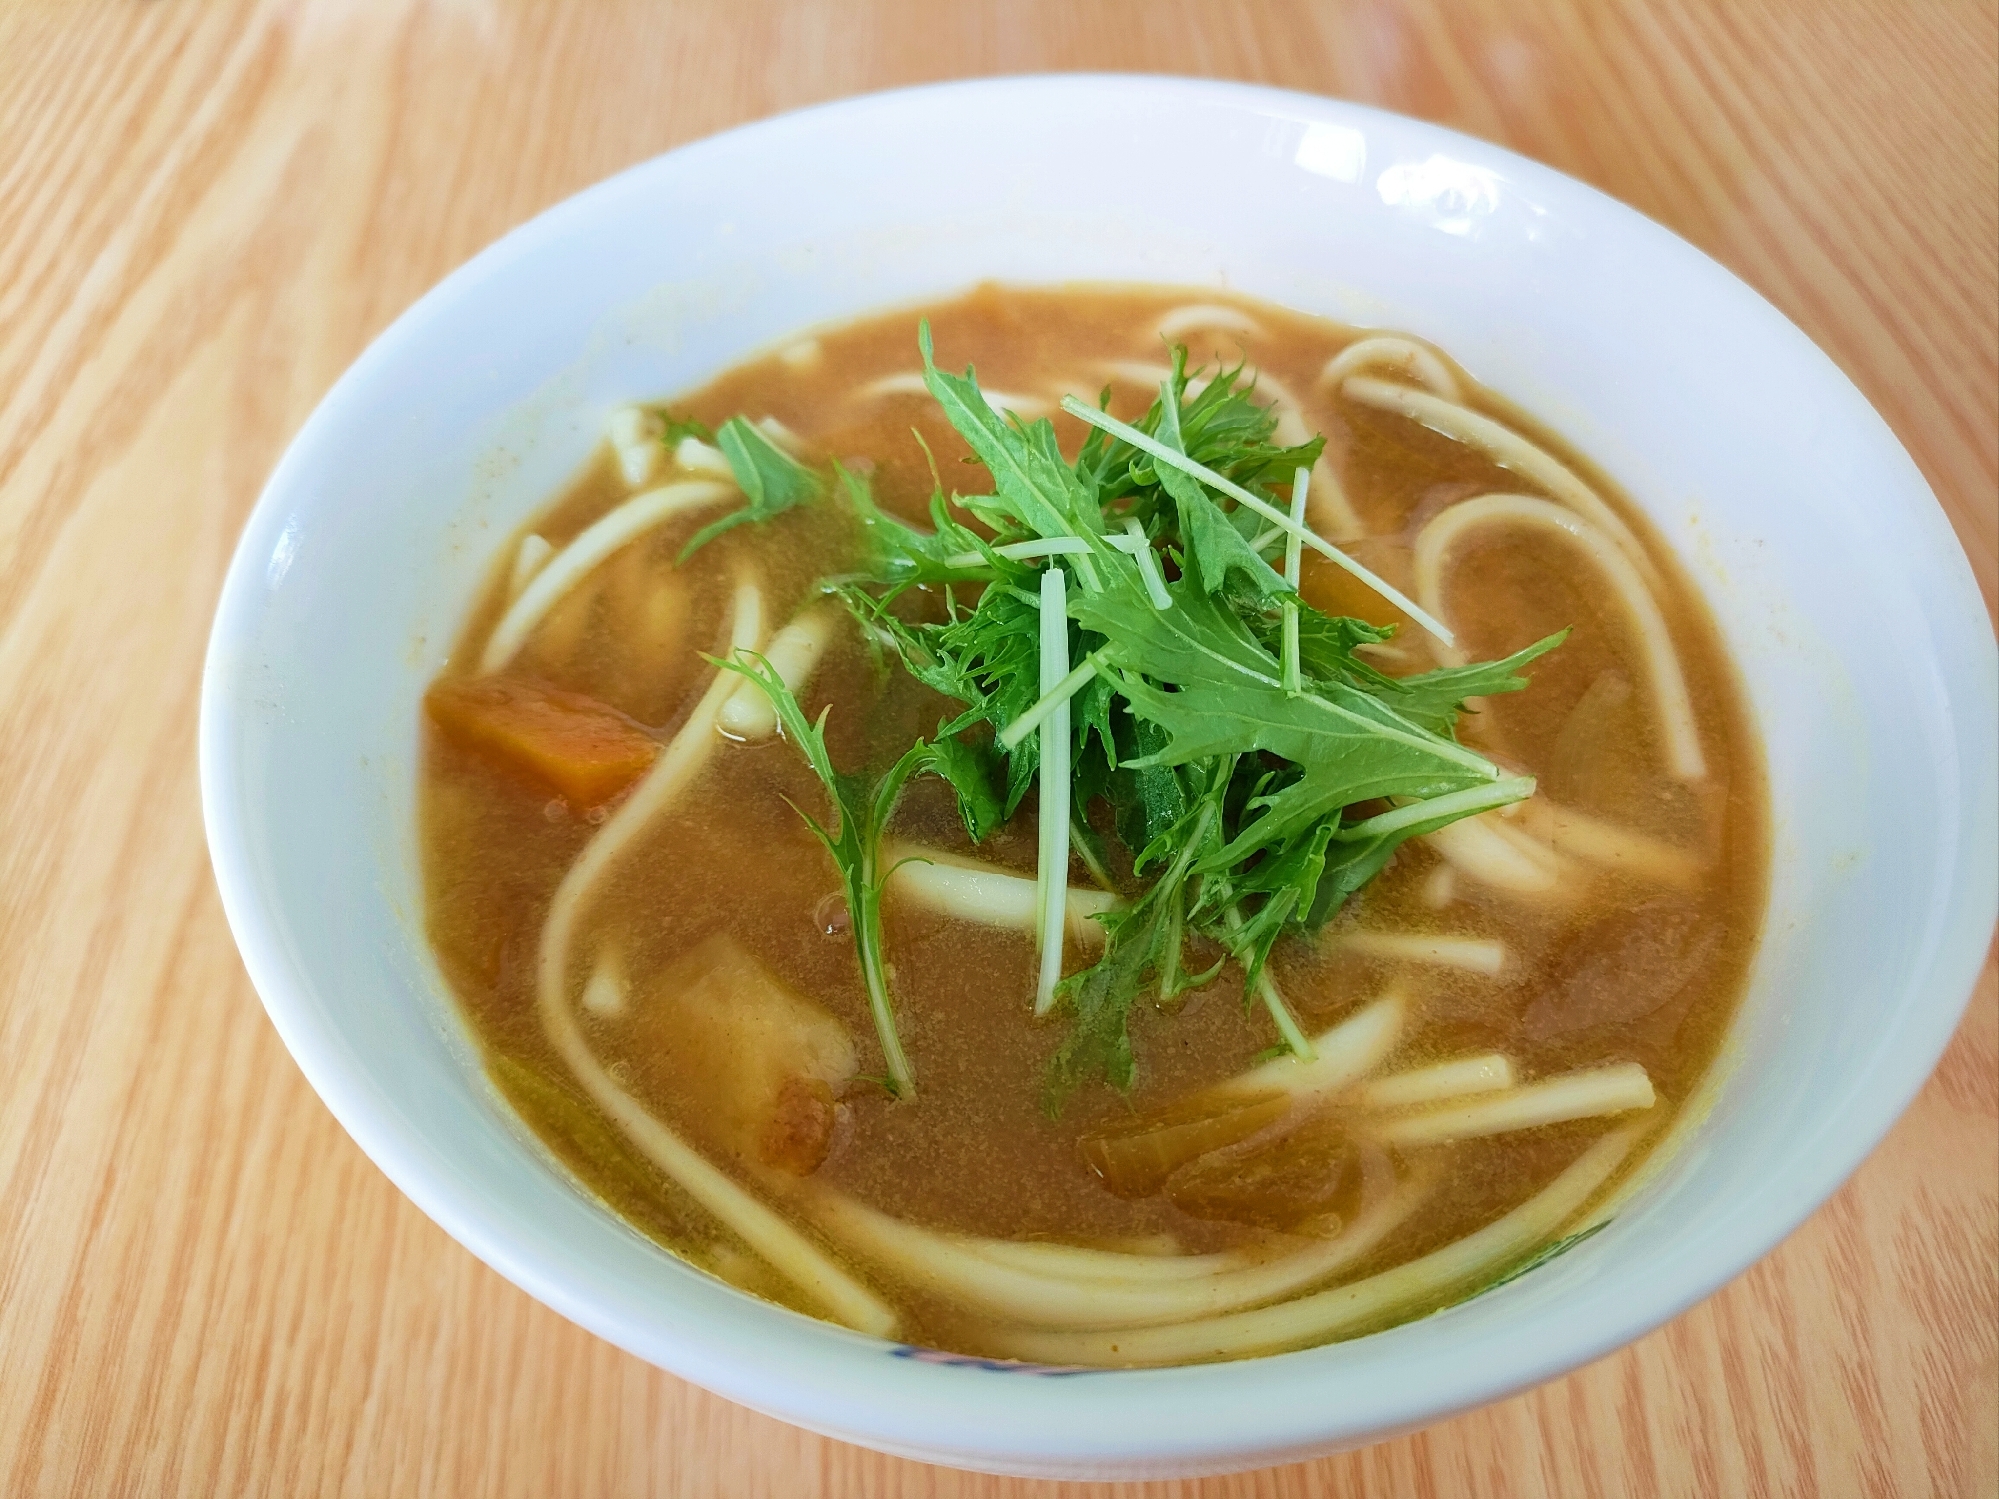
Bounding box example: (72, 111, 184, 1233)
(420, 285, 1767, 1361)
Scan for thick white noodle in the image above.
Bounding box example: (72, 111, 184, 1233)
(1341, 375, 1658, 589)
(717, 601, 841, 741)
(1423, 811, 1566, 896)
(675, 436, 735, 478)
(885, 844, 1117, 944)
(1244, 371, 1367, 543)
(990, 1125, 1638, 1365)
(808, 1168, 1426, 1331)
(756, 415, 805, 453)
(1421, 862, 1457, 907)
(1241, 369, 1309, 442)
(1412, 493, 1707, 782)
(1337, 932, 1507, 975)
(1156, 303, 1264, 340)
(965, 1237, 1249, 1284)
(1306, 454, 1366, 543)
(579, 950, 626, 1017)
(860, 371, 1049, 419)
(1375, 1064, 1654, 1147)
(607, 404, 663, 488)
(1098, 359, 1193, 393)
(1211, 993, 1405, 1101)
(1352, 640, 1412, 663)
(1321, 337, 1462, 401)
(530, 582, 897, 1336)
(778, 338, 823, 371)
(1360, 1053, 1515, 1109)
(507, 533, 554, 600)
(480, 480, 734, 673)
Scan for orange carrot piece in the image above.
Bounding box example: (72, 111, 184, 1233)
(426, 676, 659, 805)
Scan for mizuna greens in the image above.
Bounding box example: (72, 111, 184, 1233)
(733, 328, 1561, 1107)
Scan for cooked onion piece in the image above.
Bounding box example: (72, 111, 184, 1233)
(990, 1126, 1637, 1366)
(1413, 493, 1706, 782)
(1374, 1063, 1654, 1147)
(1360, 1053, 1515, 1110)
(1081, 1091, 1294, 1199)
(1320, 336, 1462, 401)
(1337, 932, 1507, 975)
(718, 601, 841, 742)
(481, 480, 735, 673)
(1342, 374, 1658, 588)
(1079, 997, 1403, 1201)
(885, 845, 1118, 943)
(1522, 799, 1708, 889)
(542, 963, 891, 1334)
(1163, 1120, 1380, 1232)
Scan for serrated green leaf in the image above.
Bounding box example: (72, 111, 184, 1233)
(919, 323, 1101, 544)
(678, 417, 822, 561)
(778, 330, 1564, 1107)
(921, 733, 1005, 843)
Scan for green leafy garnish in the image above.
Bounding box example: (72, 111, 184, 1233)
(692, 326, 1563, 1109)
(840, 327, 1559, 1106)
(679, 417, 821, 561)
(657, 410, 714, 447)
(715, 651, 998, 1098)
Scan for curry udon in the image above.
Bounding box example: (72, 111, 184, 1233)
(419, 286, 1765, 1365)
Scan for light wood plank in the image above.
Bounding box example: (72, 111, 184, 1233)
(1, 2, 1992, 1495)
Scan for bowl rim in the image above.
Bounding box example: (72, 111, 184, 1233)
(200, 72, 1998, 1475)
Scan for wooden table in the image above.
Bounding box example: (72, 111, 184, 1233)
(2, 2, 1993, 1494)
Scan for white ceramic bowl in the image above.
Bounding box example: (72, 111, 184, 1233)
(200, 76, 1996, 1479)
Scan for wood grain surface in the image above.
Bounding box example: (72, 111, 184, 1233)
(1, 2, 1993, 1494)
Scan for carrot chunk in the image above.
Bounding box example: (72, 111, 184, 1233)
(426, 676, 658, 805)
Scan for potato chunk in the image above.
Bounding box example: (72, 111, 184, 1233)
(627, 937, 857, 1177)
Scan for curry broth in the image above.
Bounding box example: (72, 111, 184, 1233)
(420, 285, 1767, 1356)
